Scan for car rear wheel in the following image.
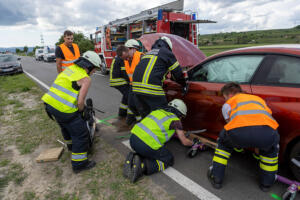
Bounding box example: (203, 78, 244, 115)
(289, 140, 300, 181)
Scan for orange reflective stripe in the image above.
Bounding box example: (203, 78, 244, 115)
(60, 43, 80, 70)
(224, 93, 278, 130)
(125, 51, 143, 83)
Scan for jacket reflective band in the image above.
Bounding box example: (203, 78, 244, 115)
(230, 110, 275, 121)
(120, 103, 128, 110)
(215, 149, 231, 159)
(52, 83, 77, 98)
(142, 55, 158, 83)
(231, 100, 266, 114)
(110, 58, 128, 86)
(156, 160, 165, 171)
(72, 152, 87, 161)
(260, 155, 278, 172)
(213, 148, 231, 165)
(148, 114, 176, 142)
(132, 88, 165, 95)
(62, 59, 78, 64)
(136, 123, 162, 145)
(132, 82, 163, 90)
(47, 91, 77, 108)
(169, 61, 179, 71)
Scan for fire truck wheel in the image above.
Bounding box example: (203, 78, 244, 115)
(99, 60, 108, 75)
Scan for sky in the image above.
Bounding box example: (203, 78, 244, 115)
(0, 0, 300, 47)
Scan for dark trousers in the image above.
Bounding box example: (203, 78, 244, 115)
(212, 126, 279, 186)
(45, 104, 89, 168)
(127, 86, 142, 123)
(133, 94, 168, 118)
(130, 134, 174, 175)
(115, 85, 129, 117)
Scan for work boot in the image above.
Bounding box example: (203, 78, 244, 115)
(130, 154, 145, 183)
(72, 160, 96, 174)
(207, 166, 222, 189)
(123, 151, 135, 179)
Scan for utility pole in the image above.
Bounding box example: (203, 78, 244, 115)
(40, 34, 44, 48)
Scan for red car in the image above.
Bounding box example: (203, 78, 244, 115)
(163, 44, 300, 180)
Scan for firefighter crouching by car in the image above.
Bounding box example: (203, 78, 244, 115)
(123, 99, 194, 183)
(207, 82, 279, 192)
(109, 45, 131, 128)
(124, 39, 143, 126)
(41, 51, 101, 173)
(131, 36, 186, 118)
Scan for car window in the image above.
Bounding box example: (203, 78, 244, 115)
(265, 56, 300, 85)
(191, 55, 264, 83)
(0, 55, 17, 62)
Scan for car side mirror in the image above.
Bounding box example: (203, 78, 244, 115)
(17, 57, 21, 60)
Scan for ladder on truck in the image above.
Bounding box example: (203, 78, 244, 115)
(109, 0, 184, 26)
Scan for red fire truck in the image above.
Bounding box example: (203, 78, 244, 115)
(92, 0, 215, 74)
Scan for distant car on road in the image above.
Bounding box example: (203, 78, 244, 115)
(0, 54, 23, 75)
(164, 44, 300, 180)
(35, 48, 44, 61)
(43, 46, 55, 62)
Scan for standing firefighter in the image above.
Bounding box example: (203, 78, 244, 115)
(207, 82, 279, 192)
(55, 30, 80, 73)
(42, 51, 101, 173)
(109, 45, 130, 125)
(132, 36, 186, 118)
(124, 39, 143, 125)
(123, 99, 193, 183)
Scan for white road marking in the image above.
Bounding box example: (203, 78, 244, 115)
(121, 140, 221, 200)
(24, 70, 220, 200)
(23, 70, 50, 90)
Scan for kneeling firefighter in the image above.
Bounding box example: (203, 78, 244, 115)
(123, 99, 194, 183)
(207, 82, 279, 192)
(42, 51, 101, 173)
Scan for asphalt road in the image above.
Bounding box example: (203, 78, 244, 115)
(21, 56, 290, 200)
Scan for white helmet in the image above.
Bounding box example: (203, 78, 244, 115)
(82, 51, 101, 68)
(168, 99, 187, 116)
(125, 39, 140, 49)
(160, 36, 172, 50)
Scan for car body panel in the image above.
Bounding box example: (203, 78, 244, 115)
(138, 33, 206, 68)
(164, 44, 300, 162)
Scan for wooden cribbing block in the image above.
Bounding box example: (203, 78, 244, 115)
(188, 134, 217, 149)
(36, 147, 64, 163)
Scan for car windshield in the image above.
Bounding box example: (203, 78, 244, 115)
(0, 55, 17, 63)
(38, 50, 43, 53)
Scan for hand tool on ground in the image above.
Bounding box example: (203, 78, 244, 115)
(185, 130, 217, 158)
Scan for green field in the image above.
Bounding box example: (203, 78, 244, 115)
(198, 25, 300, 56)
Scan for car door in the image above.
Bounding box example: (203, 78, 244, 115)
(251, 54, 300, 157)
(165, 54, 266, 140)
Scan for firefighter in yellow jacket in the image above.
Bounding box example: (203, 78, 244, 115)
(42, 51, 101, 173)
(123, 99, 193, 183)
(207, 82, 279, 192)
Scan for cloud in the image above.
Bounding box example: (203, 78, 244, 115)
(0, 0, 299, 47)
(0, 0, 37, 25)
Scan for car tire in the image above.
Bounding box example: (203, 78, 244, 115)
(289, 140, 300, 181)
